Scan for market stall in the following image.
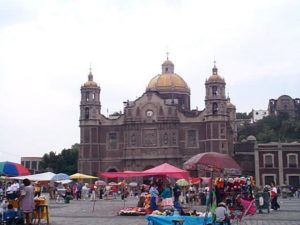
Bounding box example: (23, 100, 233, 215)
(100, 163, 191, 216)
(183, 152, 243, 225)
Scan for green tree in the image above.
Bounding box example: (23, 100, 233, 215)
(40, 144, 79, 174)
(238, 114, 300, 143)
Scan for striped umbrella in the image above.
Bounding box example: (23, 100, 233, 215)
(0, 161, 30, 176)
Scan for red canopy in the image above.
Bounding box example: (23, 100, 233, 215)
(183, 152, 241, 175)
(100, 163, 189, 179)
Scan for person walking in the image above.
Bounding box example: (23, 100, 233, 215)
(76, 181, 83, 200)
(48, 181, 55, 200)
(149, 183, 159, 210)
(270, 182, 280, 210)
(34, 181, 41, 197)
(173, 183, 181, 204)
(90, 184, 96, 201)
(19, 178, 35, 225)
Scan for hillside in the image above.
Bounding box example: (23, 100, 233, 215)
(238, 112, 300, 143)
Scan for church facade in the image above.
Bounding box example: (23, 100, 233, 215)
(78, 58, 237, 176)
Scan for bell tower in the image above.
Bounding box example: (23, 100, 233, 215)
(205, 62, 227, 119)
(79, 68, 101, 175)
(204, 62, 229, 154)
(79, 68, 101, 124)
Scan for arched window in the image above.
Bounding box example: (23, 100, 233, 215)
(264, 154, 274, 168)
(213, 102, 218, 115)
(163, 132, 168, 145)
(108, 132, 117, 150)
(136, 107, 140, 116)
(86, 92, 89, 101)
(187, 130, 197, 147)
(85, 107, 89, 119)
(131, 133, 136, 146)
(212, 86, 218, 96)
(287, 153, 298, 168)
(172, 132, 177, 145)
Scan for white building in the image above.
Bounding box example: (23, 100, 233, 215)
(252, 109, 268, 123)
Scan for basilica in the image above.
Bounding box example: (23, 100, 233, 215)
(78, 57, 237, 176)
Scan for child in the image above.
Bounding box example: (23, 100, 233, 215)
(4, 204, 17, 225)
(1, 198, 9, 213)
(0, 198, 9, 220)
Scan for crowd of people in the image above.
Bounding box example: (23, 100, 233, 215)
(0, 179, 35, 225)
(1, 177, 299, 225)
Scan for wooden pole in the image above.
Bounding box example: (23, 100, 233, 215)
(203, 168, 213, 225)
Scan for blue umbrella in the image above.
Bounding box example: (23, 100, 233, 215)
(52, 173, 70, 181)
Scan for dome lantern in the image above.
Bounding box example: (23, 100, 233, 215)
(207, 61, 224, 82)
(83, 66, 98, 87)
(161, 52, 174, 74)
(212, 60, 218, 75)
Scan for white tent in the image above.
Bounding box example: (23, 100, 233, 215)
(10, 172, 56, 181)
(55, 179, 72, 184)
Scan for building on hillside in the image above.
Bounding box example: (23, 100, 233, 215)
(78, 58, 237, 176)
(21, 157, 42, 174)
(254, 142, 300, 188)
(252, 109, 268, 123)
(268, 95, 300, 118)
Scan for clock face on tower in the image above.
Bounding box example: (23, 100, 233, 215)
(146, 110, 154, 117)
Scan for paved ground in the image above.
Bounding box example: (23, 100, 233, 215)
(46, 196, 300, 225)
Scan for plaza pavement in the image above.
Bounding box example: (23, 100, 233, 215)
(46, 196, 300, 225)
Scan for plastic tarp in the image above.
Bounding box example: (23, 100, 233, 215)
(10, 172, 56, 181)
(146, 215, 212, 225)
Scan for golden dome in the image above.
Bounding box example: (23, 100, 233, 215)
(147, 73, 190, 93)
(226, 97, 235, 108)
(83, 71, 98, 87)
(208, 74, 224, 82)
(84, 80, 98, 87)
(207, 63, 224, 82)
(162, 59, 173, 65)
(147, 57, 190, 94)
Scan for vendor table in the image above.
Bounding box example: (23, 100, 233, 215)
(146, 214, 213, 225)
(33, 198, 50, 225)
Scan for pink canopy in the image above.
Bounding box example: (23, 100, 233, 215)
(100, 163, 189, 179)
(142, 163, 189, 179)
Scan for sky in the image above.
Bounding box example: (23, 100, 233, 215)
(0, 0, 299, 163)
